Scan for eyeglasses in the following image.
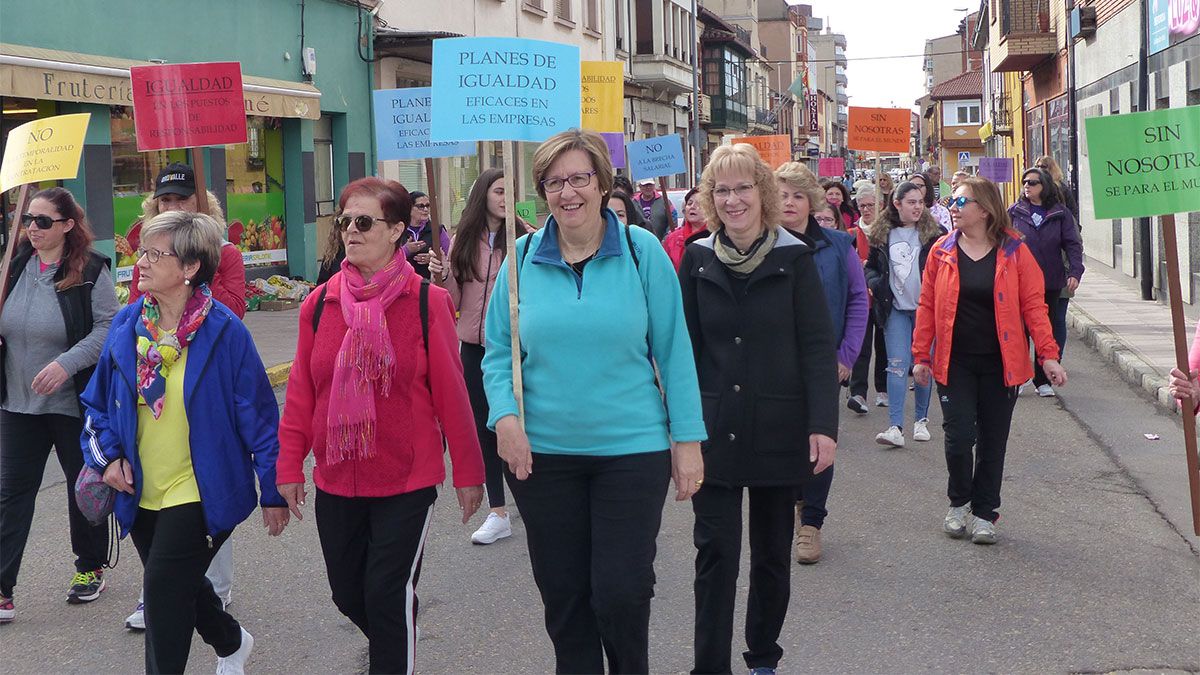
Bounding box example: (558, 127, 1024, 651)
(414, 203, 431, 210)
(334, 214, 390, 232)
(1022, 179, 1041, 186)
(20, 214, 68, 230)
(814, 216, 837, 225)
(540, 171, 596, 194)
(713, 184, 756, 201)
(1034, 164, 1048, 169)
(136, 247, 178, 264)
(950, 196, 979, 208)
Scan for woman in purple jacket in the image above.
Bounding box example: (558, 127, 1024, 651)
(777, 163, 868, 563)
(1008, 167, 1084, 397)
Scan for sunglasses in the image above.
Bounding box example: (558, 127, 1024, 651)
(950, 196, 978, 208)
(1023, 179, 1041, 186)
(334, 214, 390, 232)
(20, 213, 69, 230)
(414, 203, 431, 210)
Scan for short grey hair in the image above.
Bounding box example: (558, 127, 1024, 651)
(140, 211, 223, 287)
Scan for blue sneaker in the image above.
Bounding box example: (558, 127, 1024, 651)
(749, 669, 776, 675)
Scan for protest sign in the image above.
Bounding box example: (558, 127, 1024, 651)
(627, 135, 686, 181)
(1084, 106, 1200, 220)
(732, 135, 791, 169)
(129, 62, 247, 151)
(847, 107, 911, 153)
(373, 88, 476, 161)
(0, 113, 90, 192)
(601, 132, 626, 169)
(581, 62, 624, 133)
(430, 37, 581, 143)
(818, 157, 845, 178)
(978, 157, 1013, 183)
(515, 200, 537, 224)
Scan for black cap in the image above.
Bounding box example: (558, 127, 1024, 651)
(153, 163, 196, 199)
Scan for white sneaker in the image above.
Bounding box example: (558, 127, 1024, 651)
(1036, 384, 1056, 397)
(875, 426, 905, 448)
(216, 627, 254, 675)
(125, 602, 145, 631)
(943, 505, 971, 538)
(913, 418, 931, 442)
(470, 512, 512, 545)
(969, 517, 997, 545)
(1018, 379, 1031, 395)
(875, 393, 889, 407)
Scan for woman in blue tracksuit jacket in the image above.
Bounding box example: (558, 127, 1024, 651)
(79, 210, 287, 674)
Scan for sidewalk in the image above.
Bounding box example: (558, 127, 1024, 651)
(1067, 257, 1199, 411)
(244, 306, 301, 387)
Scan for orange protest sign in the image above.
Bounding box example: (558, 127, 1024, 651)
(846, 107, 911, 153)
(732, 135, 791, 169)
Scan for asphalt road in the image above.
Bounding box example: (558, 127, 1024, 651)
(4, 348, 1198, 674)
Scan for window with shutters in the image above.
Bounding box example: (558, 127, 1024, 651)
(614, 0, 628, 51)
(524, 0, 547, 17)
(584, 0, 600, 34)
(555, 0, 573, 24)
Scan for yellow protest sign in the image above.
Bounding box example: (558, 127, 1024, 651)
(0, 113, 91, 192)
(581, 61, 624, 133)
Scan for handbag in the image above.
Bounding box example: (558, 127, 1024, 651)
(74, 463, 115, 527)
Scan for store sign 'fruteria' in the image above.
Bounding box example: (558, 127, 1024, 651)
(129, 62, 248, 152)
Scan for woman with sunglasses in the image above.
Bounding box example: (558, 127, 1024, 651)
(81, 210, 287, 673)
(910, 172, 953, 232)
(1009, 168, 1084, 398)
(401, 191, 452, 281)
(913, 178, 1066, 544)
(864, 182, 943, 448)
(1034, 156, 1078, 220)
(277, 177, 484, 673)
(0, 188, 117, 623)
(482, 129, 705, 673)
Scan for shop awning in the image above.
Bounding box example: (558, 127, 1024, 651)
(0, 43, 321, 120)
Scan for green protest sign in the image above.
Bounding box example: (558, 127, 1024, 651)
(1084, 106, 1200, 219)
(515, 200, 537, 223)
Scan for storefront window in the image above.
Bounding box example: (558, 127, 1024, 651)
(1047, 95, 1070, 176)
(1026, 104, 1045, 165)
(224, 116, 286, 267)
(1, 97, 44, 237)
(111, 106, 184, 281)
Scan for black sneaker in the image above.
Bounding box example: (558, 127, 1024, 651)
(846, 395, 869, 415)
(67, 569, 105, 604)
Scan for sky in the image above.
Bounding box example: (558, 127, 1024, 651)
(789, 0, 980, 110)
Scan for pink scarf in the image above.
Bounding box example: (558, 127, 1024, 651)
(327, 248, 413, 463)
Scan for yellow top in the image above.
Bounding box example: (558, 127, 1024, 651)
(137, 348, 200, 510)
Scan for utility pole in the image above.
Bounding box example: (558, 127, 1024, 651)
(690, 0, 703, 184)
(1137, 0, 1153, 300)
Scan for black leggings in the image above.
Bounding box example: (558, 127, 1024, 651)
(849, 311, 887, 397)
(461, 342, 505, 508)
(0, 410, 108, 598)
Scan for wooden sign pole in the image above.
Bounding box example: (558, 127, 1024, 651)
(438, 158, 452, 245)
(192, 149, 210, 216)
(0, 184, 33, 312)
(1160, 213, 1200, 535)
(658, 178, 671, 231)
(502, 141, 524, 421)
(423, 157, 442, 256)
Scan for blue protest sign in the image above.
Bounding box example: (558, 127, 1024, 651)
(373, 88, 476, 161)
(626, 135, 686, 180)
(430, 37, 581, 143)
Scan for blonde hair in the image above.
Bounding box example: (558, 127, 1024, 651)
(1035, 155, 1065, 184)
(531, 129, 614, 202)
(699, 144, 783, 232)
(774, 162, 826, 220)
(140, 190, 226, 224)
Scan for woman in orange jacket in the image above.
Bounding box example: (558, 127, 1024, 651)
(912, 177, 1067, 545)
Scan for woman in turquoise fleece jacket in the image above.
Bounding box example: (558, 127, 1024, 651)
(481, 129, 705, 674)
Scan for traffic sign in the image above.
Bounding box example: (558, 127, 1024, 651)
(958, 151, 971, 165)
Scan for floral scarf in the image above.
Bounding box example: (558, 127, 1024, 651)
(136, 284, 213, 418)
(328, 248, 413, 463)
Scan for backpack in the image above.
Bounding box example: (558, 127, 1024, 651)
(310, 278, 430, 361)
(517, 223, 641, 282)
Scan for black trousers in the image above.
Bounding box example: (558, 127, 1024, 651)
(797, 465, 834, 529)
(693, 483, 796, 673)
(315, 486, 437, 675)
(130, 503, 241, 674)
(506, 450, 671, 675)
(0, 410, 108, 598)
(461, 342, 505, 508)
(849, 311, 887, 398)
(1032, 289, 1067, 387)
(937, 353, 1018, 523)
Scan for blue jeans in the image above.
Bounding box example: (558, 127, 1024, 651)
(883, 309, 931, 429)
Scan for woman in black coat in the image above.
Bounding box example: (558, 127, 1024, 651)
(678, 143, 839, 675)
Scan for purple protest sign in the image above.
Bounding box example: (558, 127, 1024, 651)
(602, 132, 626, 169)
(978, 157, 1013, 183)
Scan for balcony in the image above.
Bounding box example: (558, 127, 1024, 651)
(835, 72, 847, 86)
(708, 96, 748, 132)
(630, 53, 694, 95)
(991, 0, 1058, 72)
(749, 106, 776, 132)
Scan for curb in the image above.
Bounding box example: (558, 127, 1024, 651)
(266, 362, 293, 389)
(1067, 303, 1178, 412)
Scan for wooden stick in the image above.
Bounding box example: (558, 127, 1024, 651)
(423, 157, 441, 256)
(438, 158, 452, 243)
(0, 184, 32, 313)
(1159, 213, 1200, 536)
(192, 149, 210, 216)
(658, 178, 672, 232)
(502, 141, 524, 422)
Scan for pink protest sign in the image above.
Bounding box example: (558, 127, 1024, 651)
(130, 62, 247, 151)
(818, 157, 845, 177)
